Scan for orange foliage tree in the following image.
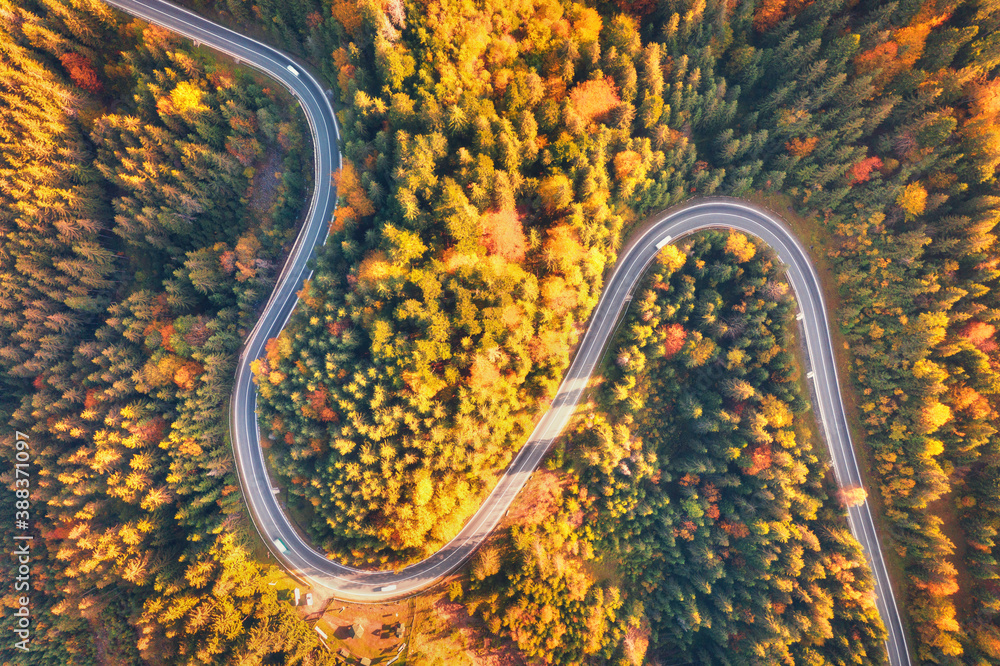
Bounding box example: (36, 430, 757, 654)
(753, 0, 813, 33)
(720, 520, 750, 539)
(332, 47, 356, 97)
(543, 224, 584, 269)
(541, 275, 577, 315)
(854, 13, 939, 90)
(173, 361, 203, 390)
(306, 10, 324, 28)
(969, 79, 1000, 121)
(961, 321, 997, 351)
(469, 354, 502, 390)
(333, 161, 375, 223)
(613, 150, 642, 183)
(569, 77, 620, 124)
(480, 208, 527, 262)
(530, 329, 569, 364)
(785, 136, 819, 157)
(226, 135, 261, 167)
(854, 41, 898, 80)
(331, 0, 362, 34)
(234, 234, 261, 282)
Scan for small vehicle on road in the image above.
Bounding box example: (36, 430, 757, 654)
(273, 538, 289, 554)
(286, 64, 299, 76)
(376, 584, 397, 592)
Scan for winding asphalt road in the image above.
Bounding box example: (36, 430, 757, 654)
(102, 2, 909, 663)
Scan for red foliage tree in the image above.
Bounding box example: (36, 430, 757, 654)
(134, 416, 167, 444)
(308, 386, 332, 419)
(59, 52, 102, 93)
(661, 323, 687, 358)
(720, 520, 750, 539)
(745, 443, 772, 475)
(225, 135, 261, 167)
(847, 156, 884, 185)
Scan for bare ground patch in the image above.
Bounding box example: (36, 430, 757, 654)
(421, 597, 526, 666)
(246, 146, 283, 219)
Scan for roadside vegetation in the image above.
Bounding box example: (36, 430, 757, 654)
(246, 0, 1000, 662)
(0, 0, 331, 663)
(7, 0, 1000, 663)
(244, 0, 1000, 661)
(460, 231, 888, 665)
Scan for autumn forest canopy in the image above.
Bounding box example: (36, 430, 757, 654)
(6, 0, 1000, 664)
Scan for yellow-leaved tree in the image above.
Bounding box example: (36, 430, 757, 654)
(898, 181, 928, 218)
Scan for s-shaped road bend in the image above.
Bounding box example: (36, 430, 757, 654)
(102, 2, 910, 663)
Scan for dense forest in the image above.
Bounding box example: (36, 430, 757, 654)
(0, 0, 335, 663)
(461, 230, 888, 665)
(235, 0, 1000, 662)
(7, 0, 1000, 663)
